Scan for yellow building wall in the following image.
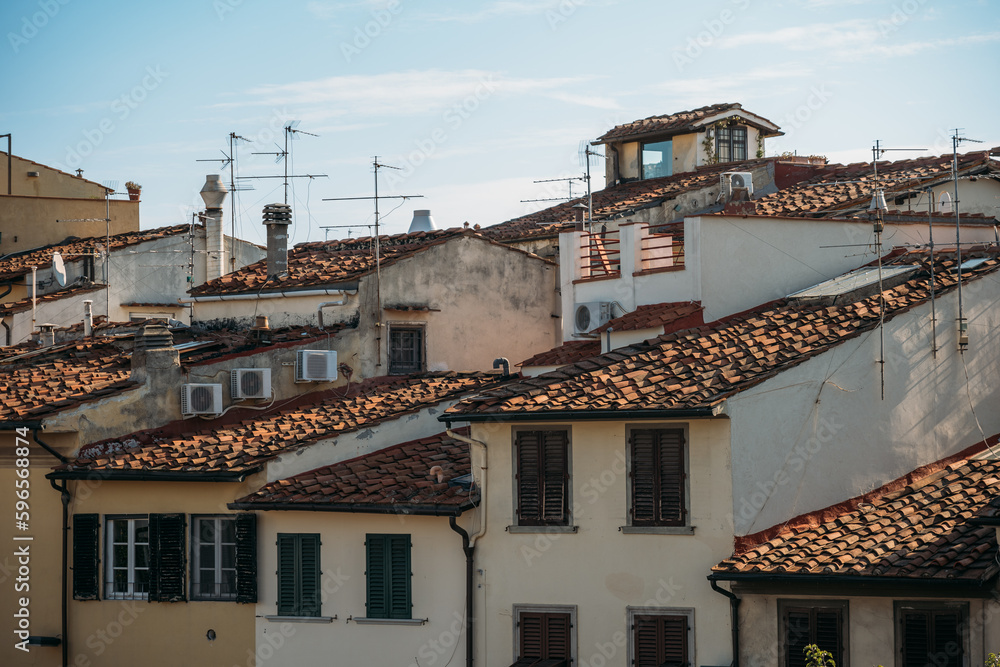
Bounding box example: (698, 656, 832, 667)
(62, 479, 258, 667)
(0, 154, 109, 199)
(0, 195, 139, 255)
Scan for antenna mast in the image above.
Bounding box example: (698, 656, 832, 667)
(951, 129, 984, 351)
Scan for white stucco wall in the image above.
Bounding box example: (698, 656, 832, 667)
(5, 288, 108, 345)
(254, 511, 469, 667)
(726, 276, 1000, 535)
(470, 418, 735, 666)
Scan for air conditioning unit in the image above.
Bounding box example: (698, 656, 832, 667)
(295, 350, 338, 382)
(231, 368, 272, 400)
(721, 172, 754, 199)
(181, 384, 223, 416)
(573, 302, 612, 335)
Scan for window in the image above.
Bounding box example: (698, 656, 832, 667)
(106, 516, 150, 600)
(513, 607, 575, 666)
(388, 325, 424, 374)
(629, 428, 686, 527)
(896, 603, 965, 667)
(781, 601, 847, 667)
(276, 533, 321, 617)
(629, 609, 693, 667)
(192, 517, 237, 600)
(72, 514, 101, 601)
(716, 125, 748, 162)
(365, 534, 412, 619)
(515, 430, 570, 526)
(641, 140, 673, 179)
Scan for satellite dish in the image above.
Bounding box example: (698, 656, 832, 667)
(52, 252, 66, 287)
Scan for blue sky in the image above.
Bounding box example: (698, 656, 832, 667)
(2, 0, 998, 246)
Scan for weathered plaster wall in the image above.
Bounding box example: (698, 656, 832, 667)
(0, 195, 139, 255)
(471, 418, 734, 666)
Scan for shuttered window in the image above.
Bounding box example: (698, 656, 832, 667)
(149, 513, 186, 602)
(366, 534, 412, 619)
(782, 604, 846, 667)
(516, 430, 569, 526)
(514, 611, 571, 666)
(899, 607, 963, 667)
(104, 516, 151, 600)
(276, 533, 321, 617)
(234, 513, 258, 604)
(72, 513, 101, 600)
(630, 429, 686, 526)
(633, 614, 689, 667)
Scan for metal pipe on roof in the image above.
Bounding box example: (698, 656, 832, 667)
(179, 287, 353, 303)
(442, 405, 725, 423)
(448, 516, 476, 667)
(317, 291, 358, 329)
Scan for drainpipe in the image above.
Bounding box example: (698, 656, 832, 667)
(446, 428, 489, 667)
(317, 291, 357, 329)
(1, 281, 11, 345)
(35, 429, 69, 666)
(709, 576, 741, 667)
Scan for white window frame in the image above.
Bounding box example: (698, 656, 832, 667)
(191, 515, 238, 601)
(105, 516, 150, 601)
(627, 606, 696, 667)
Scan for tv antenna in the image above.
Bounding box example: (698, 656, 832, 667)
(520, 175, 586, 204)
(198, 132, 254, 272)
(579, 140, 605, 233)
(949, 129, 984, 352)
(323, 157, 423, 367)
(244, 121, 327, 205)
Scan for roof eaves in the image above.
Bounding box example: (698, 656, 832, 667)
(441, 405, 725, 424)
(226, 500, 473, 516)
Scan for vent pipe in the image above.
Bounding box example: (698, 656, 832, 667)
(83, 300, 93, 337)
(262, 203, 292, 277)
(200, 175, 229, 281)
(408, 210, 437, 233)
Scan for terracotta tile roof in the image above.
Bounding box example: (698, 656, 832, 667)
(518, 340, 601, 368)
(0, 283, 105, 315)
(752, 151, 997, 219)
(448, 250, 1000, 419)
(54, 372, 503, 477)
(480, 219, 575, 243)
(503, 159, 772, 227)
(713, 453, 1000, 583)
(190, 228, 464, 297)
(0, 340, 137, 422)
(592, 301, 704, 334)
(595, 103, 781, 143)
(230, 428, 476, 513)
(0, 224, 191, 281)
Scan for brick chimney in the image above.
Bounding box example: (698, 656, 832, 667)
(130, 324, 180, 385)
(262, 203, 292, 277)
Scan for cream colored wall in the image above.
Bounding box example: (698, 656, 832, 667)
(0, 155, 108, 199)
(254, 511, 469, 667)
(738, 593, 999, 667)
(191, 291, 359, 330)
(6, 289, 108, 346)
(0, 195, 139, 255)
(470, 418, 735, 666)
(672, 133, 698, 173)
(64, 479, 258, 667)
(619, 142, 639, 180)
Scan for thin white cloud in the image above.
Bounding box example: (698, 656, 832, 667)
(420, 0, 621, 24)
(644, 65, 814, 108)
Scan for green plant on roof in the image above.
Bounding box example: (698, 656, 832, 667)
(125, 181, 141, 190)
(804, 644, 836, 667)
(986, 653, 1000, 667)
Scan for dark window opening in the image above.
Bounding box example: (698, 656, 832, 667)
(783, 604, 845, 667)
(630, 429, 686, 526)
(716, 125, 748, 163)
(899, 607, 963, 667)
(389, 326, 424, 375)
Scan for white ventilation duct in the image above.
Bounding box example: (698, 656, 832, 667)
(408, 210, 437, 233)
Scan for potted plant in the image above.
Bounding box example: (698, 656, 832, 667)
(125, 181, 142, 201)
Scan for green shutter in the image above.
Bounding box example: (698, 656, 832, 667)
(298, 534, 321, 617)
(276, 534, 297, 615)
(276, 533, 321, 617)
(149, 513, 186, 602)
(72, 513, 100, 601)
(367, 534, 411, 619)
(235, 513, 257, 604)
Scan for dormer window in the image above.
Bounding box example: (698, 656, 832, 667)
(716, 125, 748, 162)
(641, 140, 673, 179)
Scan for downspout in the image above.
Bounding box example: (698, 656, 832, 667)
(449, 517, 475, 667)
(1, 281, 12, 345)
(709, 577, 741, 667)
(317, 291, 357, 329)
(35, 429, 69, 666)
(446, 428, 489, 667)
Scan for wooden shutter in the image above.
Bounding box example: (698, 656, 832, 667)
(519, 612, 545, 659)
(784, 609, 810, 667)
(148, 513, 186, 602)
(902, 609, 962, 667)
(516, 431, 568, 526)
(388, 535, 411, 619)
(815, 610, 842, 664)
(276, 534, 297, 615)
(367, 534, 411, 619)
(235, 513, 257, 603)
(634, 615, 687, 666)
(517, 611, 571, 663)
(72, 513, 100, 601)
(631, 430, 685, 526)
(298, 534, 321, 617)
(901, 611, 930, 667)
(784, 607, 842, 667)
(931, 611, 961, 666)
(366, 534, 388, 618)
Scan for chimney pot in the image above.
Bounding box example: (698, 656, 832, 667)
(408, 210, 437, 233)
(262, 203, 292, 277)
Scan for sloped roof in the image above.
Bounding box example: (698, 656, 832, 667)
(592, 301, 704, 334)
(518, 340, 601, 368)
(499, 158, 772, 228)
(0, 340, 137, 422)
(230, 429, 476, 514)
(713, 451, 1000, 584)
(0, 283, 105, 315)
(752, 151, 998, 219)
(446, 250, 1000, 420)
(3, 152, 112, 192)
(595, 103, 782, 144)
(0, 224, 191, 281)
(52, 372, 503, 477)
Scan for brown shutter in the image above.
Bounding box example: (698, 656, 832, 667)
(517, 611, 571, 663)
(630, 431, 657, 524)
(631, 429, 685, 526)
(519, 612, 545, 659)
(540, 431, 568, 524)
(657, 430, 686, 526)
(516, 432, 542, 522)
(634, 614, 688, 667)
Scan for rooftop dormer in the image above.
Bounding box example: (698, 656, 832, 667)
(594, 102, 783, 185)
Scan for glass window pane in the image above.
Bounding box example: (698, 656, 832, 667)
(200, 544, 216, 566)
(221, 569, 236, 596)
(134, 545, 149, 569)
(113, 544, 129, 567)
(113, 569, 128, 592)
(221, 544, 236, 568)
(199, 519, 216, 543)
(134, 520, 149, 545)
(135, 568, 149, 593)
(642, 140, 673, 179)
(200, 569, 216, 596)
(220, 519, 235, 544)
(113, 520, 128, 543)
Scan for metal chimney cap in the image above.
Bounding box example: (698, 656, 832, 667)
(408, 209, 437, 233)
(262, 203, 292, 226)
(200, 175, 229, 210)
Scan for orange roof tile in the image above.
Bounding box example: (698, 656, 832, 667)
(448, 250, 1000, 420)
(518, 340, 601, 368)
(53, 372, 504, 477)
(713, 451, 1000, 583)
(0, 283, 106, 315)
(230, 429, 476, 514)
(592, 301, 703, 334)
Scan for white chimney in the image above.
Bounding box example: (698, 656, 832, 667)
(408, 210, 437, 233)
(83, 300, 93, 337)
(200, 175, 229, 282)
